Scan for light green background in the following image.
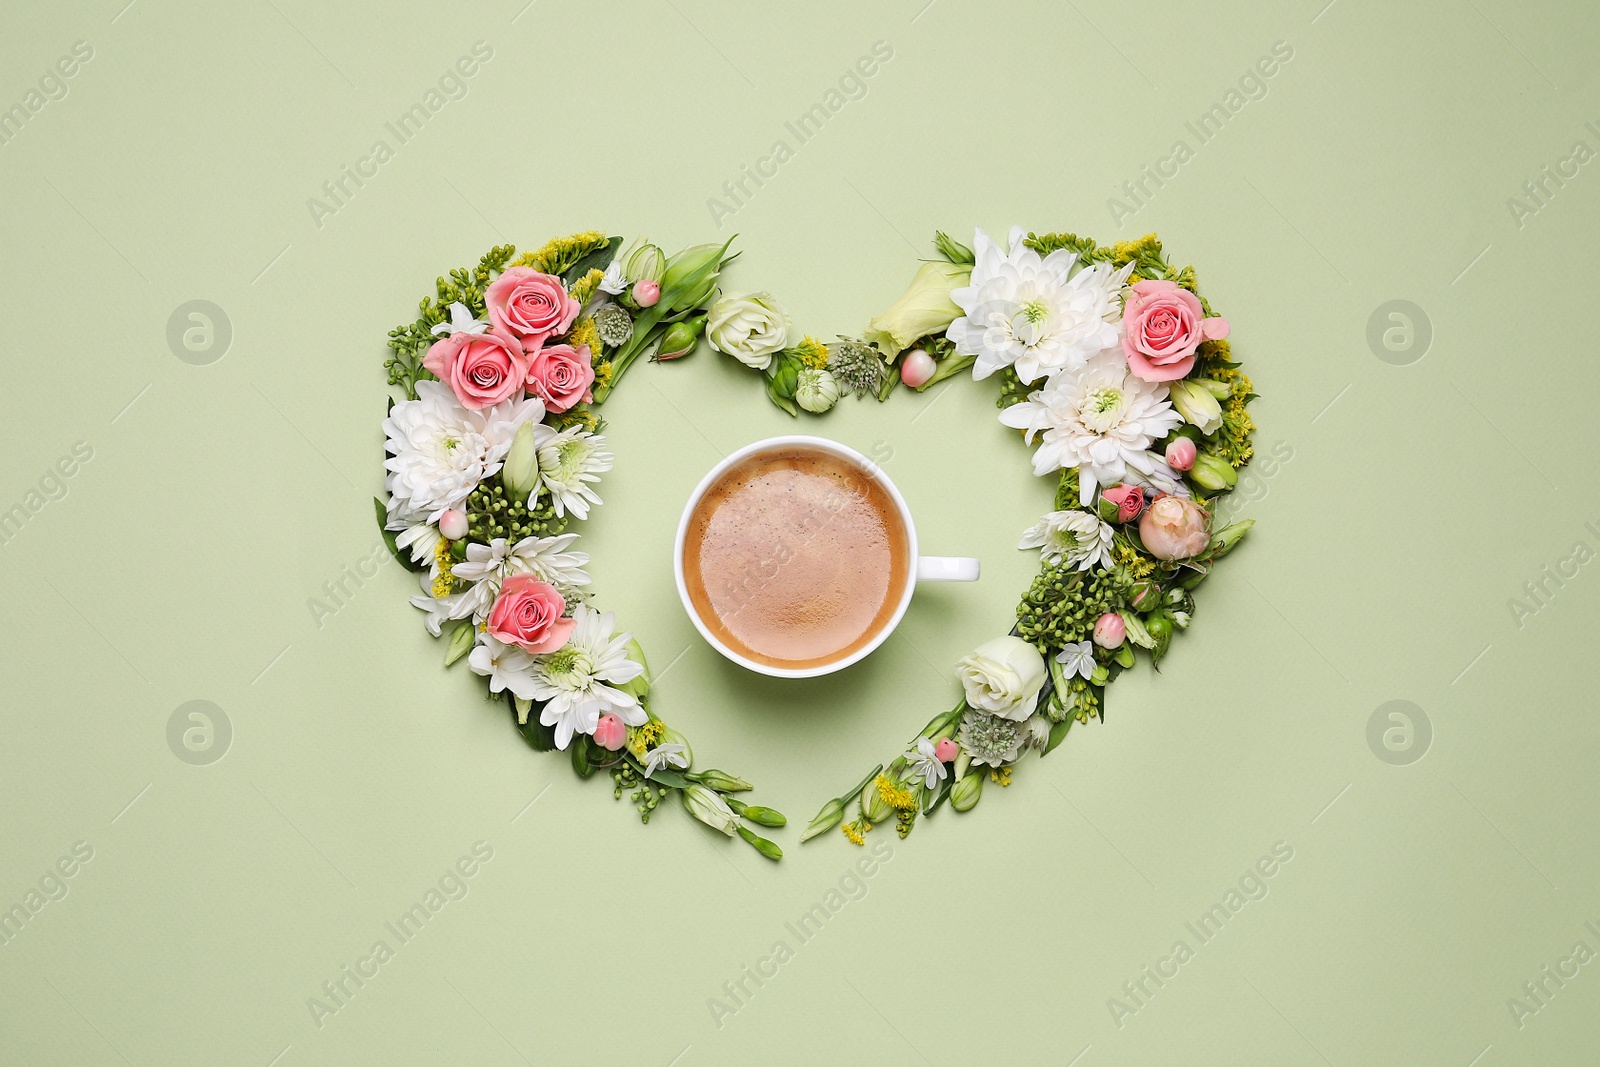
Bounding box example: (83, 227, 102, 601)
(2, 0, 1596, 1064)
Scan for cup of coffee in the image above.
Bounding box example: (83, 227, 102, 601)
(674, 435, 979, 678)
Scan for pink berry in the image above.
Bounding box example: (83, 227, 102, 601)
(1092, 612, 1126, 649)
(593, 714, 627, 751)
(900, 348, 937, 389)
(934, 737, 959, 762)
(632, 280, 660, 308)
(438, 509, 468, 541)
(1165, 437, 1197, 472)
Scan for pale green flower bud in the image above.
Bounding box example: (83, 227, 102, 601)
(1197, 378, 1233, 399)
(860, 782, 893, 824)
(681, 784, 738, 836)
(737, 825, 783, 861)
(728, 798, 786, 828)
(950, 772, 983, 812)
(443, 620, 475, 667)
(1119, 610, 1155, 650)
(654, 315, 706, 362)
(1209, 519, 1255, 558)
(795, 368, 841, 413)
(934, 230, 975, 264)
(690, 769, 752, 792)
(625, 242, 665, 284)
(1167, 379, 1223, 434)
(863, 260, 970, 359)
(500, 422, 540, 503)
(661, 242, 728, 312)
(1188, 452, 1239, 491)
(619, 638, 650, 699)
(801, 797, 845, 842)
(1129, 580, 1162, 612)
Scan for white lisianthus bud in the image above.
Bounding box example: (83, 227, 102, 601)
(681, 784, 738, 836)
(955, 636, 1047, 721)
(500, 421, 540, 503)
(795, 368, 841, 413)
(1167, 379, 1223, 434)
(706, 291, 790, 371)
(864, 260, 970, 359)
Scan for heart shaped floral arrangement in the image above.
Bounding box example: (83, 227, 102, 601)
(378, 227, 1257, 860)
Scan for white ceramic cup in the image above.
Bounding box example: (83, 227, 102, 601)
(673, 435, 980, 679)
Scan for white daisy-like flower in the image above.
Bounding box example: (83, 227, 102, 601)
(1056, 640, 1096, 682)
(429, 301, 491, 336)
(409, 571, 490, 637)
(948, 226, 1134, 384)
(999, 347, 1184, 506)
(904, 737, 948, 790)
(467, 634, 539, 700)
(537, 427, 613, 520)
(642, 743, 689, 779)
(527, 604, 645, 749)
(386, 507, 442, 570)
(598, 260, 628, 295)
(1019, 510, 1114, 570)
(450, 534, 592, 597)
(384, 383, 545, 521)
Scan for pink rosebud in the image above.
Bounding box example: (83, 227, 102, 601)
(1092, 612, 1126, 649)
(934, 737, 959, 763)
(1101, 484, 1145, 523)
(1165, 437, 1198, 471)
(632, 280, 660, 308)
(593, 714, 627, 751)
(438, 509, 468, 541)
(900, 348, 937, 389)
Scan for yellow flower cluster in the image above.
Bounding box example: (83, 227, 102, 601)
(841, 818, 871, 845)
(875, 774, 917, 813)
(988, 766, 1013, 786)
(568, 267, 606, 307)
(566, 316, 601, 357)
(513, 231, 608, 276)
(1113, 540, 1155, 580)
(431, 539, 456, 598)
(794, 335, 829, 369)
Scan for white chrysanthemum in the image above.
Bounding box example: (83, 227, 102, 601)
(948, 226, 1134, 384)
(387, 507, 442, 569)
(1018, 510, 1114, 570)
(410, 533, 591, 636)
(537, 428, 613, 520)
(384, 383, 544, 521)
(999, 348, 1183, 506)
(528, 604, 645, 749)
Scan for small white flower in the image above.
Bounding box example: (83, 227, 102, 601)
(904, 737, 948, 790)
(598, 260, 628, 295)
(1056, 640, 1096, 682)
(1018, 510, 1114, 570)
(527, 604, 645, 749)
(537, 428, 613, 520)
(430, 301, 491, 336)
(643, 743, 689, 779)
(467, 634, 540, 700)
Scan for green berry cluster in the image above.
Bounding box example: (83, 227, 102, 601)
(996, 367, 1030, 411)
(1049, 674, 1101, 724)
(465, 478, 566, 544)
(1016, 563, 1119, 650)
(611, 762, 668, 824)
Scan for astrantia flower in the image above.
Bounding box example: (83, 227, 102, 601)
(948, 226, 1134, 384)
(958, 711, 1028, 768)
(1018, 510, 1114, 570)
(384, 383, 545, 522)
(998, 347, 1183, 506)
(527, 604, 645, 749)
(826, 337, 886, 397)
(642, 743, 689, 779)
(537, 428, 613, 520)
(592, 302, 634, 348)
(904, 737, 948, 790)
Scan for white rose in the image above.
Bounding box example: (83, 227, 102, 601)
(706, 291, 789, 371)
(956, 636, 1047, 721)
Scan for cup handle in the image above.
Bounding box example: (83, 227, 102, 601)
(916, 556, 980, 582)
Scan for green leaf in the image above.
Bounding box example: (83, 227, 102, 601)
(1044, 717, 1074, 755)
(571, 737, 595, 778)
(643, 767, 690, 790)
(509, 694, 556, 751)
(374, 497, 425, 572)
(766, 382, 799, 417)
(921, 777, 952, 815)
(561, 235, 623, 285)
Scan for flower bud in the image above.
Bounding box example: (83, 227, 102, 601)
(934, 737, 959, 762)
(1209, 518, 1255, 558)
(863, 261, 968, 358)
(619, 638, 650, 699)
(860, 782, 893, 824)
(654, 315, 706, 362)
(1119, 610, 1155, 650)
(801, 797, 845, 842)
(934, 230, 975, 264)
(737, 824, 783, 861)
(1092, 612, 1125, 649)
(796, 368, 841, 413)
(438, 509, 468, 541)
(500, 421, 540, 503)
(625, 242, 665, 284)
(899, 348, 937, 388)
(728, 800, 786, 828)
(661, 242, 728, 312)
(1129, 580, 1162, 612)
(682, 784, 738, 836)
(444, 620, 475, 666)
(690, 769, 752, 792)
(1197, 378, 1232, 399)
(592, 714, 626, 751)
(631, 279, 660, 308)
(950, 772, 983, 812)
(1099, 484, 1144, 523)
(1164, 437, 1197, 472)
(1167, 379, 1223, 434)
(1188, 452, 1238, 491)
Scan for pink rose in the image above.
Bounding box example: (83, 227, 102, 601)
(486, 575, 574, 654)
(1101, 484, 1145, 523)
(1121, 279, 1229, 382)
(485, 267, 580, 348)
(423, 329, 528, 410)
(1139, 494, 1211, 560)
(525, 344, 595, 413)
